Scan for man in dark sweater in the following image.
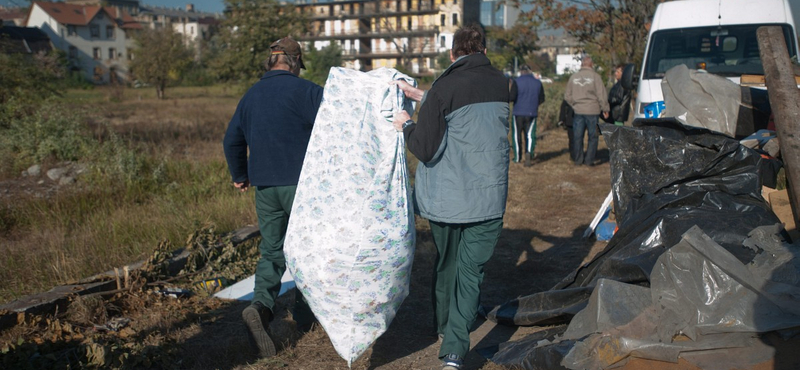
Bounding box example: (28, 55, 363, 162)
(391, 24, 515, 370)
(222, 36, 323, 358)
(512, 64, 545, 167)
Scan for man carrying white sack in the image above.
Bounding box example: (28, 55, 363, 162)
(392, 23, 516, 370)
(222, 36, 322, 358)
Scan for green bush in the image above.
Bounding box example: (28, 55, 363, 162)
(181, 66, 216, 87)
(538, 81, 566, 131)
(0, 101, 91, 171)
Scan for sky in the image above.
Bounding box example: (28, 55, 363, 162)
(2, 0, 800, 27)
(0, 0, 226, 13)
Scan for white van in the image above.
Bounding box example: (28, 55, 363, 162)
(634, 0, 799, 120)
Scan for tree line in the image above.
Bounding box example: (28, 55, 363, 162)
(5, 0, 663, 101)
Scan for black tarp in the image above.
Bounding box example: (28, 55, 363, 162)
(488, 119, 783, 327)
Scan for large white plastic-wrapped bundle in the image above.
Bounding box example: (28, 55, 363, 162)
(284, 67, 417, 365)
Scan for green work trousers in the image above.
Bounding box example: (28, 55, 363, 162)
(430, 218, 503, 359)
(253, 185, 314, 326)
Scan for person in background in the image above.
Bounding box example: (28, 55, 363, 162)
(222, 36, 322, 358)
(606, 64, 632, 126)
(391, 23, 515, 370)
(558, 99, 576, 161)
(512, 64, 546, 167)
(564, 55, 609, 166)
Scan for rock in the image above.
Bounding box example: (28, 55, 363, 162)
(37, 180, 45, 185)
(59, 176, 76, 186)
(72, 163, 89, 175)
(46, 168, 68, 181)
(27, 164, 41, 177)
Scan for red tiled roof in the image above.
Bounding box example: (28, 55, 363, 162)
(103, 6, 142, 29)
(32, 1, 141, 29)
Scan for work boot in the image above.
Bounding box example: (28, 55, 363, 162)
(442, 353, 463, 370)
(242, 301, 276, 358)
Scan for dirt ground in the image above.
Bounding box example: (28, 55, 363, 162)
(178, 127, 614, 370)
(0, 126, 613, 370)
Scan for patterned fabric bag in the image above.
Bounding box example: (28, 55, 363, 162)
(284, 67, 417, 365)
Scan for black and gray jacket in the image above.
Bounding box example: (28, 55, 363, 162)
(402, 53, 515, 223)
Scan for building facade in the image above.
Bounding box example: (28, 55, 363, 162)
(26, 1, 141, 84)
(480, 0, 519, 30)
(535, 33, 582, 75)
(289, 0, 479, 75)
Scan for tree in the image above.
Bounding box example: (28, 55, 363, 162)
(209, 0, 308, 84)
(129, 28, 193, 99)
(514, 0, 662, 77)
(485, 13, 540, 74)
(302, 43, 343, 86)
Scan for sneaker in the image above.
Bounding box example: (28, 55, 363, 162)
(242, 301, 276, 358)
(442, 353, 463, 370)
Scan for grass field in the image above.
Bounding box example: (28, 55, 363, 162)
(0, 80, 567, 304)
(0, 85, 255, 303)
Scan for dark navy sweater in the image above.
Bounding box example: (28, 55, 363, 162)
(512, 74, 545, 117)
(223, 70, 324, 187)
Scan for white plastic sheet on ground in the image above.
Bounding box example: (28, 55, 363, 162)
(284, 67, 417, 366)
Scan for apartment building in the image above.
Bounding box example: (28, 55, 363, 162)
(26, 1, 142, 84)
(290, 0, 479, 75)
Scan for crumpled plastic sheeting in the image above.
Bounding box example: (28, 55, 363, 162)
(284, 67, 417, 365)
(661, 64, 740, 137)
(487, 120, 780, 327)
(491, 225, 799, 370)
(651, 225, 800, 342)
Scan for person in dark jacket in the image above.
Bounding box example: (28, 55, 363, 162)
(605, 64, 632, 126)
(391, 24, 516, 370)
(222, 36, 323, 358)
(558, 99, 576, 161)
(512, 64, 546, 167)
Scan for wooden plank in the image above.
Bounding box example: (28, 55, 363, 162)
(758, 26, 800, 227)
(0, 225, 261, 330)
(740, 74, 800, 87)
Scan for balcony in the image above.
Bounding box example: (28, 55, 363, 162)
(340, 44, 441, 59)
(299, 25, 439, 41)
(299, 0, 438, 21)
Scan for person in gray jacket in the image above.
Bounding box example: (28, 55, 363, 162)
(565, 55, 609, 166)
(392, 24, 516, 370)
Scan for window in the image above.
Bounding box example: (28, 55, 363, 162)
(90, 24, 99, 38)
(452, 13, 458, 26)
(440, 36, 446, 47)
(69, 46, 77, 59)
(93, 47, 101, 59)
(440, 14, 445, 27)
(108, 47, 116, 60)
(67, 25, 77, 36)
(106, 25, 114, 38)
(407, 19, 412, 30)
(643, 24, 797, 79)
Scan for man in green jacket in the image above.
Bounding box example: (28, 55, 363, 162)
(392, 23, 516, 370)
